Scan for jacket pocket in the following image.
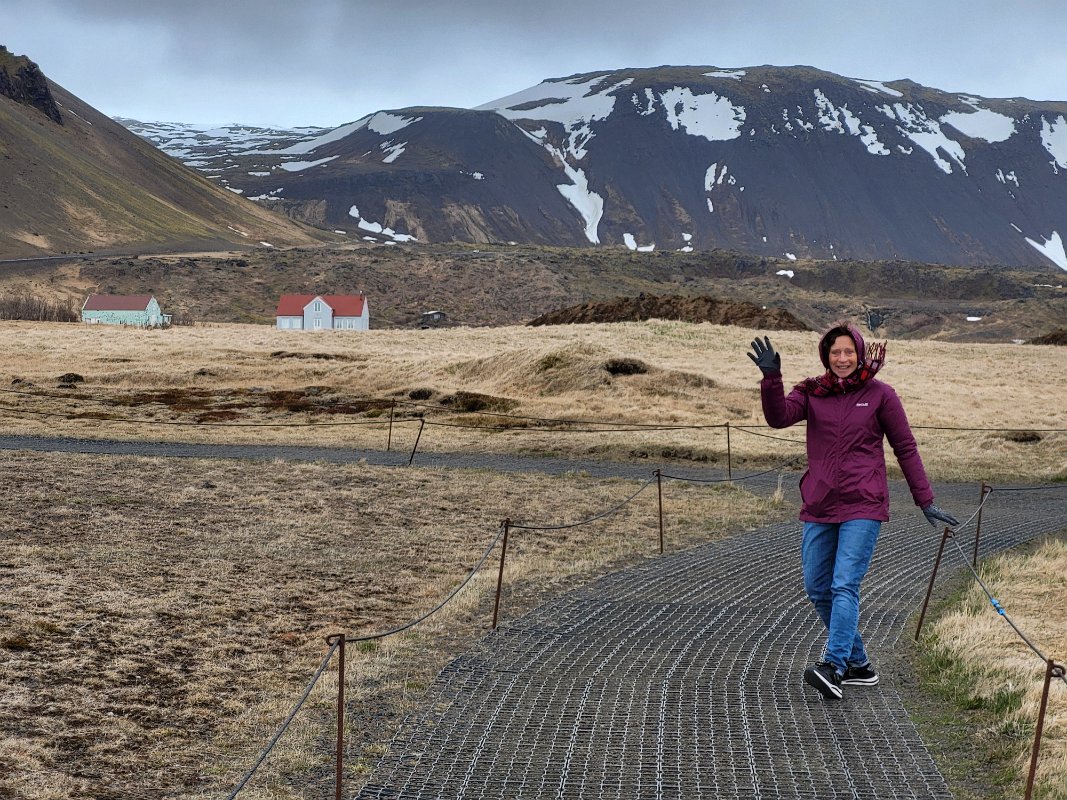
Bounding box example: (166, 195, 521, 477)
(838, 467, 886, 509)
(799, 471, 833, 516)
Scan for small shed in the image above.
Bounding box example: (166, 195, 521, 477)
(275, 293, 369, 330)
(420, 310, 448, 328)
(82, 294, 170, 327)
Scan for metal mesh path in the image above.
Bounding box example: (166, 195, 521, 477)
(356, 482, 1066, 800)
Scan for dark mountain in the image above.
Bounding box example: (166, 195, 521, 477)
(0, 46, 330, 259)
(127, 65, 1067, 271)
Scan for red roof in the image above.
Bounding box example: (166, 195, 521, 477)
(275, 294, 366, 316)
(83, 294, 155, 311)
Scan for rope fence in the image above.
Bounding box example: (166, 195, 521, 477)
(225, 453, 809, 797)
(2, 382, 1062, 796)
(222, 448, 1065, 798)
(913, 481, 1067, 800)
(4, 387, 1061, 486)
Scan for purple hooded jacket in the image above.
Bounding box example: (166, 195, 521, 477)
(759, 324, 934, 523)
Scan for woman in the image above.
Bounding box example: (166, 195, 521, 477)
(748, 322, 958, 700)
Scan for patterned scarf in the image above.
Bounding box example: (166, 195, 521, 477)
(799, 341, 887, 397)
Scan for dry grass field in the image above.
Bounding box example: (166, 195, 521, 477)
(925, 537, 1067, 799)
(0, 449, 781, 798)
(0, 319, 1064, 798)
(0, 320, 1063, 482)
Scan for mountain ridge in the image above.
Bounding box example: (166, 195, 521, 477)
(122, 64, 1067, 271)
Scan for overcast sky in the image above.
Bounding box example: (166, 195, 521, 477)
(5, 0, 1066, 129)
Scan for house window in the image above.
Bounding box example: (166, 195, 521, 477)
(315, 301, 322, 312)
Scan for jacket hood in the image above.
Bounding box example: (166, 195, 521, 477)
(818, 322, 867, 370)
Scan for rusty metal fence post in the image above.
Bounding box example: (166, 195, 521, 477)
(655, 469, 664, 554)
(915, 527, 953, 640)
(1024, 659, 1066, 800)
(325, 633, 346, 800)
(407, 418, 425, 466)
(973, 481, 990, 571)
(492, 520, 510, 630)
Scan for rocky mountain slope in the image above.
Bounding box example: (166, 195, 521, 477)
(123, 65, 1067, 271)
(0, 47, 330, 259)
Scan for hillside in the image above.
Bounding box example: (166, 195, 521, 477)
(123, 65, 1067, 271)
(0, 242, 1062, 341)
(0, 47, 330, 259)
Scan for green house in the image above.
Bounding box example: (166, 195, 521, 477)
(81, 294, 170, 327)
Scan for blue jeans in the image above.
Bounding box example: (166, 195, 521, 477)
(801, 519, 881, 675)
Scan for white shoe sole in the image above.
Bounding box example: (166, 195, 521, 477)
(841, 676, 879, 686)
(804, 667, 843, 699)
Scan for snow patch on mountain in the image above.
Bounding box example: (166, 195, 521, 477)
(705, 163, 736, 188)
(852, 78, 903, 97)
(1025, 230, 1067, 271)
(623, 233, 655, 251)
(368, 112, 423, 136)
(996, 169, 1020, 187)
(1040, 115, 1067, 170)
(478, 75, 632, 126)
(704, 163, 719, 191)
(813, 90, 889, 155)
(277, 117, 371, 155)
(704, 69, 746, 80)
(632, 89, 657, 116)
(381, 141, 407, 163)
(540, 143, 603, 244)
(659, 87, 746, 141)
(482, 75, 633, 163)
(940, 107, 1016, 142)
(881, 103, 967, 174)
(347, 205, 418, 243)
(279, 156, 338, 172)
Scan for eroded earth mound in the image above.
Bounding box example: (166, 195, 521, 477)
(527, 293, 812, 330)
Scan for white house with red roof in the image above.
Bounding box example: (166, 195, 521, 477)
(81, 294, 170, 327)
(275, 293, 369, 330)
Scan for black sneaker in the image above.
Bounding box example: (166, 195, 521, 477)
(804, 661, 843, 699)
(842, 663, 879, 686)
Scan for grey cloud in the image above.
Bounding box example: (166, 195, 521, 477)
(7, 0, 1066, 126)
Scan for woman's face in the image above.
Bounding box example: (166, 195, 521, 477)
(828, 334, 858, 378)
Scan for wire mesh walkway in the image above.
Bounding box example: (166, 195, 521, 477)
(355, 480, 1066, 800)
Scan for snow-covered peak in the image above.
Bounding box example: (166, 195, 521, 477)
(367, 112, 424, 136)
(476, 74, 633, 126)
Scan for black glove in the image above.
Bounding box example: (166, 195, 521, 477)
(747, 336, 781, 376)
(922, 504, 960, 528)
